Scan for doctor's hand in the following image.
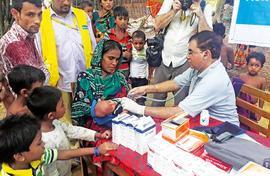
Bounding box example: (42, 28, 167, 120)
(128, 86, 148, 99)
(121, 97, 145, 115)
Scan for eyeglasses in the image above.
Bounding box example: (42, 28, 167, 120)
(188, 50, 204, 56)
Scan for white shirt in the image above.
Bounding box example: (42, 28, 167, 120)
(42, 120, 96, 176)
(130, 47, 148, 78)
(174, 60, 239, 126)
(37, 8, 96, 92)
(158, 0, 213, 68)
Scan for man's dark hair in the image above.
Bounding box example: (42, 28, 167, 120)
(12, 0, 42, 12)
(27, 86, 62, 120)
(113, 6, 129, 18)
(189, 31, 222, 59)
(132, 30, 146, 41)
(0, 114, 40, 164)
(8, 65, 45, 95)
(80, 0, 93, 9)
(213, 23, 226, 38)
(246, 52, 266, 67)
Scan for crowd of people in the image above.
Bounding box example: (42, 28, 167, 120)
(0, 0, 267, 175)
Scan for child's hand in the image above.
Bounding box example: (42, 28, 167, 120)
(101, 130, 111, 139)
(123, 51, 132, 61)
(98, 142, 118, 156)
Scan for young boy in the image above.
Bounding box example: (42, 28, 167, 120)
(79, 0, 94, 19)
(0, 114, 118, 176)
(213, 23, 234, 70)
(129, 30, 150, 105)
(105, 6, 132, 80)
(27, 86, 113, 176)
(7, 65, 46, 116)
(239, 52, 266, 116)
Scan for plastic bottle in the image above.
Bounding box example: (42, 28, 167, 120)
(200, 110, 209, 126)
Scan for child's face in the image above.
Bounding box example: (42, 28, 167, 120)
(54, 97, 66, 119)
(83, 6, 93, 19)
(115, 16, 128, 30)
(247, 58, 262, 76)
(132, 37, 145, 51)
(21, 130, 45, 162)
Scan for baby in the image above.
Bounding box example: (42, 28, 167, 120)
(91, 99, 124, 127)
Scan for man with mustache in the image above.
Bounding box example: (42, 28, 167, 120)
(0, 0, 49, 110)
(38, 0, 97, 124)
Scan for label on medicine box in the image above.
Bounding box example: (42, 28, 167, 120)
(119, 115, 137, 148)
(161, 112, 190, 142)
(134, 116, 156, 155)
(147, 134, 169, 168)
(112, 113, 131, 144)
(122, 115, 139, 151)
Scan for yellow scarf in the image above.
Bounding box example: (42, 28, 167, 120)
(40, 7, 93, 86)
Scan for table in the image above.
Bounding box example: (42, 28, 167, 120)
(107, 116, 270, 176)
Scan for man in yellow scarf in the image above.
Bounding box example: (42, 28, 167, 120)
(39, 0, 96, 123)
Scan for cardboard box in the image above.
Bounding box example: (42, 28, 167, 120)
(176, 129, 208, 153)
(161, 112, 189, 143)
(134, 116, 156, 155)
(121, 115, 139, 150)
(147, 135, 170, 169)
(112, 113, 131, 144)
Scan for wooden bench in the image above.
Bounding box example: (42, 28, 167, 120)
(236, 84, 270, 137)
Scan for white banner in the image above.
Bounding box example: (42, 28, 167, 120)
(229, 0, 270, 47)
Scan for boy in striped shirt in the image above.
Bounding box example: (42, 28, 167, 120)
(0, 115, 118, 176)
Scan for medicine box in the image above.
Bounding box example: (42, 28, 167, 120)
(134, 116, 156, 155)
(176, 129, 209, 153)
(121, 115, 139, 150)
(112, 114, 156, 155)
(112, 113, 131, 144)
(161, 112, 190, 143)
